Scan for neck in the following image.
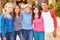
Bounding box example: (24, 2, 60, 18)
(43, 9, 49, 12)
(35, 13, 38, 17)
(16, 13, 19, 17)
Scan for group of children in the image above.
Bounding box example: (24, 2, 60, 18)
(0, 1, 57, 40)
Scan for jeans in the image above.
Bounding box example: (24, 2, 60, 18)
(34, 32, 44, 40)
(0, 33, 3, 40)
(21, 29, 33, 40)
(6, 32, 14, 40)
(14, 29, 24, 40)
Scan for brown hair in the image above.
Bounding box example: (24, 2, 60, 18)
(42, 1, 48, 5)
(32, 5, 41, 20)
(13, 5, 20, 21)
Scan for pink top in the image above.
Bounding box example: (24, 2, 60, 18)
(33, 17, 44, 32)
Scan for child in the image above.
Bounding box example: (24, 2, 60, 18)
(41, 1, 57, 40)
(21, 4, 33, 40)
(13, 5, 23, 40)
(32, 5, 44, 40)
(4, 2, 14, 40)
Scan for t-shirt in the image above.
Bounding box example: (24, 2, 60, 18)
(33, 17, 44, 32)
(21, 12, 33, 30)
(42, 11, 54, 33)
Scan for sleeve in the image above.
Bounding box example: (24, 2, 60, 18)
(1, 14, 6, 38)
(50, 10, 57, 30)
(20, 13, 23, 22)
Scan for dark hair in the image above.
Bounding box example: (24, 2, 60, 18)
(32, 5, 41, 20)
(13, 5, 20, 21)
(42, 1, 48, 5)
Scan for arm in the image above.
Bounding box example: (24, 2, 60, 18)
(1, 14, 6, 39)
(51, 10, 57, 30)
(20, 13, 23, 22)
(50, 10, 57, 37)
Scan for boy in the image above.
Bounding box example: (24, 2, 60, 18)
(21, 4, 33, 40)
(41, 1, 57, 40)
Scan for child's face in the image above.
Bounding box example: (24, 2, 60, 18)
(34, 7, 39, 14)
(14, 6, 20, 14)
(42, 3, 48, 10)
(24, 7, 31, 13)
(6, 4, 13, 13)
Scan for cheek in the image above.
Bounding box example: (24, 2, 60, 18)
(6, 8, 9, 12)
(27, 9, 30, 12)
(42, 6, 45, 8)
(15, 10, 19, 13)
(15, 9, 19, 11)
(26, 8, 30, 11)
(34, 10, 36, 13)
(42, 6, 48, 8)
(8, 8, 13, 12)
(28, 10, 30, 12)
(6, 8, 9, 11)
(10, 7, 13, 11)
(25, 9, 30, 12)
(34, 10, 38, 13)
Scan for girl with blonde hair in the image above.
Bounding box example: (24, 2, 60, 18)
(4, 2, 14, 40)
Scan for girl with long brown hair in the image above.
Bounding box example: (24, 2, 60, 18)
(13, 5, 23, 40)
(32, 5, 44, 40)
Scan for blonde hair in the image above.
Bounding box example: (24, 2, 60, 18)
(4, 2, 13, 9)
(24, 4, 32, 9)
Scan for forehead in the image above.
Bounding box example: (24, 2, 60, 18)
(7, 4, 13, 8)
(25, 7, 31, 9)
(42, 3, 48, 5)
(34, 7, 38, 9)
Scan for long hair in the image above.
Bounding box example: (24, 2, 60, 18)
(13, 5, 20, 21)
(4, 2, 13, 19)
(32, 5, 41, 20)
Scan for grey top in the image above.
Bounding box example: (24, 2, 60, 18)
(14, 17, 22, 31)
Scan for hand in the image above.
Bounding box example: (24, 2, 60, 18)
(3, 38, 6, 40)
(53, 31, 57, 38)
(20, 22, 22, 27)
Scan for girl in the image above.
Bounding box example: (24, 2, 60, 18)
(13, 5, 23, 40)
(32, 5, 44, 40)
(21, 4, 33, 40)
(4, 2, 14, 40)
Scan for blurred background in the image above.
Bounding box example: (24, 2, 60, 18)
(0, 0, 60, 17)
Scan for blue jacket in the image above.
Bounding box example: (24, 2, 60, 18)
(0, 13, 6, 38)
(5, 17, 14, 36)
(1, 13, 14, 38)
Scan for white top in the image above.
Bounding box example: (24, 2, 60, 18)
(42, 11, 54, 33)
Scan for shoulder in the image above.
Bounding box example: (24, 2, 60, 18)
(1, 13, 4, 18)
(1, 13, 4, 15)
(21, 12, 25, 15)
(49, 9, 55, 13)
(40, 10, 43, 13)
(49, 9, 55, 15)
(30, 13, 32, 15)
